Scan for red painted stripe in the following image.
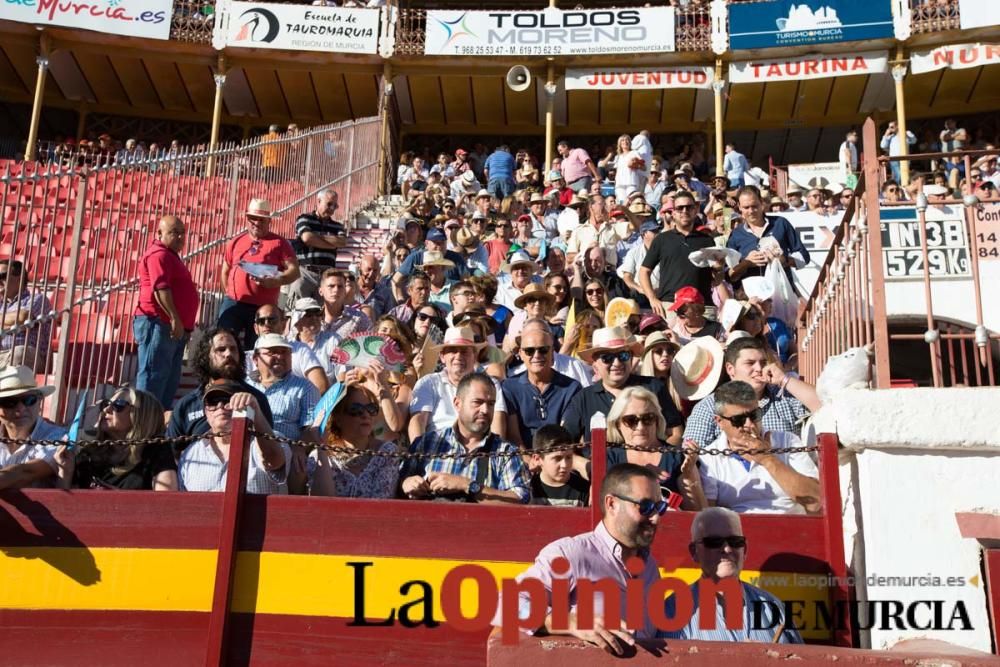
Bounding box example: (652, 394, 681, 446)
(0, 491, 830, 572)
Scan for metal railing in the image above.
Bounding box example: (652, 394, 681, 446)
(911, 0, 961, 34)
(0, 118, 381, 422)
(797, 117, 999, 389)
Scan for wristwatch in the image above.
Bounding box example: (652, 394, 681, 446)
(467, 480, 482, 499)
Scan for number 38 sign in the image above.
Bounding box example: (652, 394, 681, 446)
(879, 206, 971, 280)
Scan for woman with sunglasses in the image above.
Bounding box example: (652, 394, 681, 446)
(638, 332, 684, 416)
(57, 387, 177, 491)
(515, 155, 540, 189)
(596, 387, 704, 511)
(580, 277, 608, 317)
(409, 304, 447, 378)
(310, 384, 399, 499)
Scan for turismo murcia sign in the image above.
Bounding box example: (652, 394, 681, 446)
(226, 1, 380, 54)
(729, 51, 888, 84)
(424, 7, 675, 57)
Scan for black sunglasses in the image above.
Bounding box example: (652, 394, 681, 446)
(620, 413, 657, 429)
(416, 312, 436, 322)
(719, 408, 762, 428)
(675, 204, 697, 211)
(98, 398, 132, 413)
(346, 402, 379, 417)
(597, 350, 632, 365)
(255, 316, 283, 325)
(204, 395, 232, 409)
(697, 535, 747, 550)
(613, 494, 668, 517)
(522, 346, 550, 358)
(0, 393, 40, 410)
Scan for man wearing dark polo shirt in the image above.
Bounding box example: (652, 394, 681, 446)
(166, 327, 274, 450)
(727, 185, 809, 291)
(502, 325, 581, 448)
(288, 189, 346, 302)
(134, 215, 199, 408)
(219, 199, 300, 349)
(561, 326, 683, 447)
(639, 190, 718, 324)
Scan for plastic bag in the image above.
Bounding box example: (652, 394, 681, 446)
(764, 257, 799, 329)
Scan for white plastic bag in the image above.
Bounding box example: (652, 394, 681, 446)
(764, 258, 799, 329)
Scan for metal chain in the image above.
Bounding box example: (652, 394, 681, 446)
(4, 426, 819, 460)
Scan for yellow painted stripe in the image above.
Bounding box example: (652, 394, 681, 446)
(0, 548, 831, 638)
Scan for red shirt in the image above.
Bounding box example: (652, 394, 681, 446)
(223, 232, 296, 306)
(135, 239, 200, 330)
(483, 238, 512, 274)
(544, 185, 574, 207)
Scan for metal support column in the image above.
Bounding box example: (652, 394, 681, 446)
(713, 59, 725, 177)
(24, 37, 50, 162)
(891, 46, 910, 186)
(207, 56, 227, 178)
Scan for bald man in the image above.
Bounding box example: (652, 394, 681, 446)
(354, 253, 395, 320)
(134, 215, 200, 407)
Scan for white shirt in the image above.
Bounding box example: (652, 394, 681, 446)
(495, 274, 542, 312)
(617, 241, 660, 289)
(698, 431, 818, 515)
(178, 437, 291, 495)
(508, 352, 593, 387)
(0, 419, 62, 471)
(839, 141, 858, 171)
(410, 370, 508, 432)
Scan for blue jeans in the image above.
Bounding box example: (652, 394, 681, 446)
(134, 315, 188, 409)
(217, 297, 260, 350)
(889, 160, 902, 184)
(487, 178, 516, 200)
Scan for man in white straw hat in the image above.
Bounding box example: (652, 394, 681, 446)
(0, 366, 64, 490)
(408, 326, 508, 442)
(417, 251, 457, 313)
(683, 337, 821, 449)
(496, 251, 541, 312)
(219, 198, 301, 349)
(562, 326, 683, 446)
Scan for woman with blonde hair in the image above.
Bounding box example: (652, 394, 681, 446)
(639, 332, 684, 414)
(598, 386, 704, 510)
(57, 387, 176, 490)
(310, 383, 399, 498)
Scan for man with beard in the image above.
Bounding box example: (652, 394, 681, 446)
(166, 327, 274, 443)
(401, 371, 528, 503)
(493, 463, 663, 653)
(658, 507, 803, 642)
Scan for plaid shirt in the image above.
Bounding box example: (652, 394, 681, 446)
(401, 427, 530, 503)
(682, 385, 809, 448)
(1, 291, 51, 355)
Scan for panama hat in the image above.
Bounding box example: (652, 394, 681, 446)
(578, 326, 644, 364)
(641, 331, 680, 358)
(671, 337, 725, 401)
(417, 251, 456, 270)
(246, 198, 275, 219)
(505, 250, 537, 274)
(0, 365, 55, 399)
(475, 189, 492, 200)
(514, 283, 556, 309)
(785, 182, 805, 196)
(431, 326, 486, 353)
(529, 192, 548, 205)
(568, 193, 589, 208)
(455, 228, 479, 249)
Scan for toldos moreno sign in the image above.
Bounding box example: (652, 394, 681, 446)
(424, 7, 675, 57)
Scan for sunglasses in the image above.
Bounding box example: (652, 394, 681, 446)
(719, 407, 762, 428)
(0, 393, 40, 410)
(613, 494, 668, 517)
(204, 395, 232, 410)
(522, 346, 551, 358)
(697, 535, 748, 550)
(98, 398, 131, 413)
(585, 288, 605, 296)
(416, 312, 436, 322)
(597, 350, 632, 366)
(620, 413, 657, 429)
(675, 204, 697, 211)
(247, 240, 262, 255)
(346, 402, 379, 417)
(255, 316, 283, 325)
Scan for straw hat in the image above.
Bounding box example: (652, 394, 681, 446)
(568, 193, 589, 208)
(431, 326, 486, 353)
(417, 251, 456, 270)
(786, 182, 805, 196)
(578, 326, 644, 364)
(246, 198, 275, 219)
(671, 337, 725, 400)
(641, 331, 680, 358)
(456, 228, 479, 249)
(529, 192, 548, 205)
(514, 283, 556, 310)
(505, 250, 537, 274)
(0, 365, 55, 398)
(461, 171, 476, 185)
(475, 189, 491, 200)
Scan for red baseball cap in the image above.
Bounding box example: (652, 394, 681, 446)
(516, 214, 532, 223)
(668, 286, 705, 312)
(455, 148, 468, 156)
(609, 207, 629, 219)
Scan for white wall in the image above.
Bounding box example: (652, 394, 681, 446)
(833, 388, 1000, 652)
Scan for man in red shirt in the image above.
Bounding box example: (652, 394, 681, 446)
(134, 215, 200, 407)
(483, 218, 513, 275)
(219, 199, 300, 349)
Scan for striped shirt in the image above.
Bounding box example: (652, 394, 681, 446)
(657, 580, 803, 643)
(247, 373, 319, 441)
(178, 437, 291, 495)
(401, 427, 530, 503)
(683, 385, 809, 448)
(291, 212, 345, 270)
(321, 306, 372, 342)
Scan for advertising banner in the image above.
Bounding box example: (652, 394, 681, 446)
(0, 0, 172, 40)
(787, 163, 848, 190)
(910, 43, 1000, 75)
(959, 0, 1000, 30)
(971, 201, 1000, 262)
(226, 2, 380, 54)
(729, 51, 888, 84)
(729, 0, 894, 50)
(767, 210, 841, 295)
(424, 7, 674, 57)
(880, 206, 971, 279)
(564, 66, 712, 91)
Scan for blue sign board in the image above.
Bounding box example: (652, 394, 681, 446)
(729, 0, 894, 51)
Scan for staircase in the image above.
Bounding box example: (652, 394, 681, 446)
(339, 194, 408, 269)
